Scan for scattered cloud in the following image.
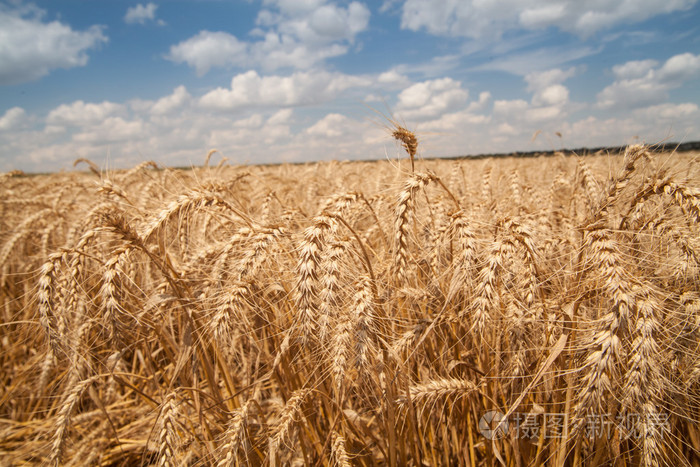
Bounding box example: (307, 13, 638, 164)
(399, 0, 696, 39)
(493, 99, 528, 117)
(305, 113, 348, 138)
(150, 86, 192, 116)
(259, 0, 369, 43)
(468, 66, 579, 135)
(470, 44, 598, 76)
(46, 100, 126, 127)
(635, 102, 698, 122)
(524, 67, 577, 91)
(412, 59, 698, 157)
(198, 69, 371, 110)
(167, 31, 248, 76)
(392, 54, 463, 79)
(72, 117, 146, 144)
(597, 52, 700, 109)
(0, 3, 107, 85)
(167, 0, 370, 74)
(525, 67, 578, 107)
(395, 78, 469, 120)
(656, 52, 700, 86)
(0, 107, 29, 131)
(611, 59, 659, 80)
(377, 70, 411, 87)
(125, 3, 165, 26)
(2, 50, 699, 172)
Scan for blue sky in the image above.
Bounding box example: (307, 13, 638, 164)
(1, 0, 699, 172)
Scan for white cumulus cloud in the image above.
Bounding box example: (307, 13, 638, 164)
(167, 31, 249, 76)
(3, 53, 699, 173)
(493, 99, 529, 116)
(306, 113, 347, 138)
(395, 78, 469, 120)
(656, 52, 700, 86)
(525, 67, 577, 91)
(612, 59, 658, 80)
(150, 86, 192, 116)
(270, 1, 370, 43)
(72, 117, 146, 144)
(167, 0, 369, 74)
(125, 3, 163, 25)
(0, 107, 28, 131)
(597, 53, 700, 109)
(47, 100, 126, 127)
(0, 4, 107, 85)
(525, 67, 577, 107)
(198, 70, 371, 110)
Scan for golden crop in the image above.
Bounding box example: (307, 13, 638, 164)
(1, 142, 698, 466)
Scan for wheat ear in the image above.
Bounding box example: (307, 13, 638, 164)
(395, 172, 435, 285)
(398, 377, 478, 411)
(269, 388, 311, 460)
(331, 431, 351, 467)
(295, 215, 337, 343)
(48, 375, 97, 466)
(573, 229, 635, 427)
(623, 292, 664, 467)
(156, 392, 179, 467)
(218, 400, 254, 467)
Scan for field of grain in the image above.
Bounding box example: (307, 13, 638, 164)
(1, 142, 699, 466)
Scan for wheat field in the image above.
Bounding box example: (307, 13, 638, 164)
(1, 138, 699, 466)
